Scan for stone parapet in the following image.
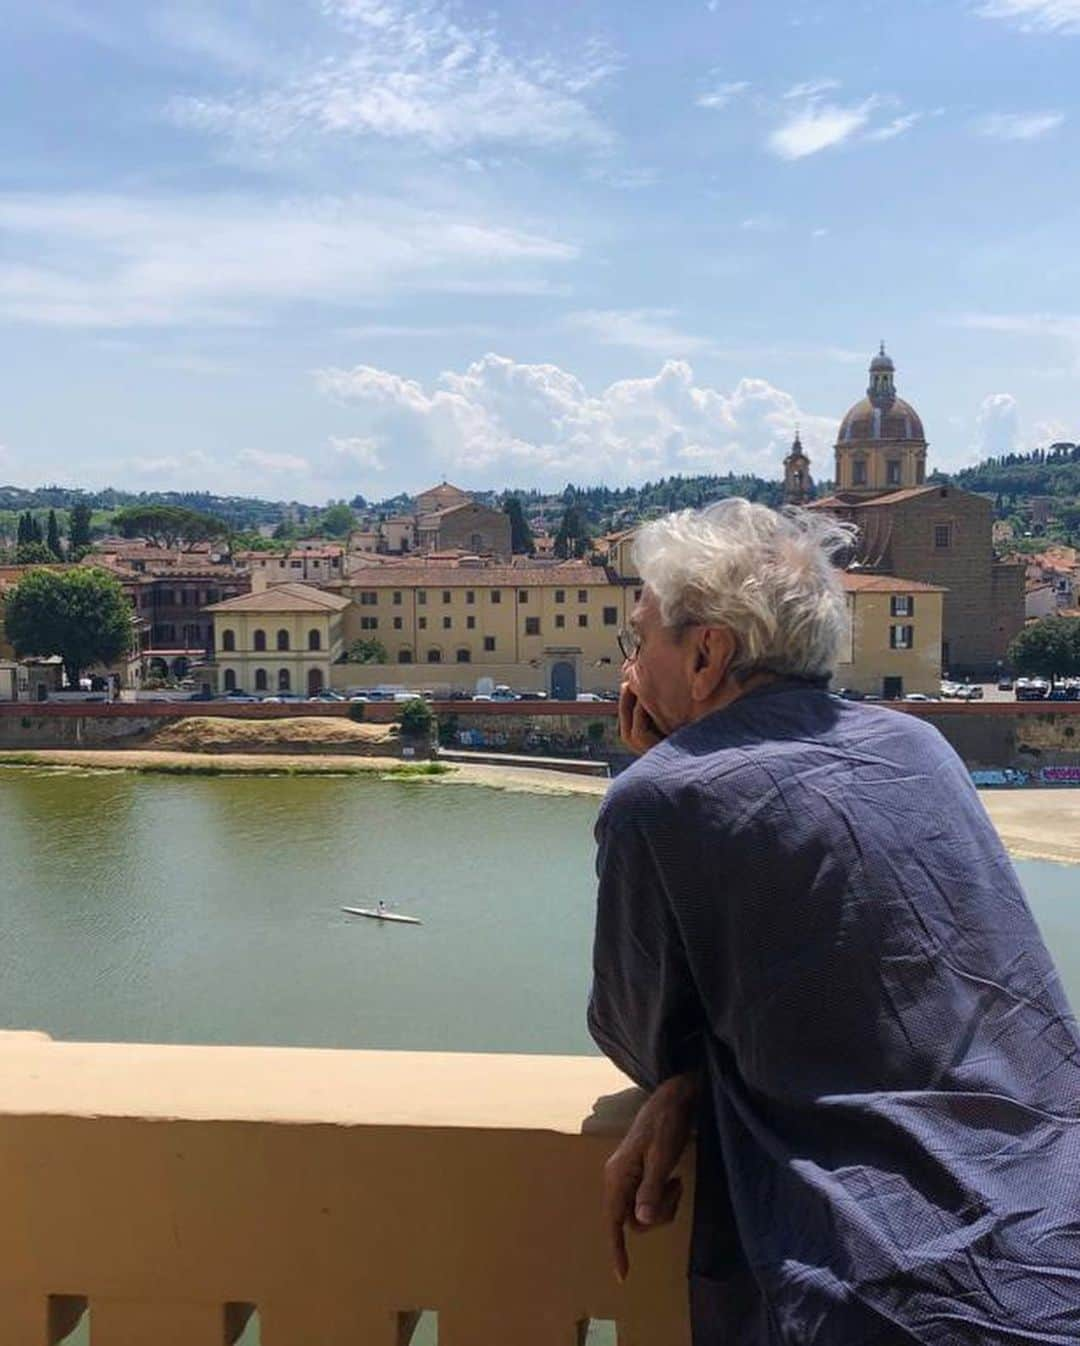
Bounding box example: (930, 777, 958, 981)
(0, 1036, 691, 1345)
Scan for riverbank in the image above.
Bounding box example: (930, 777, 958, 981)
(1, 748, 1077, 860)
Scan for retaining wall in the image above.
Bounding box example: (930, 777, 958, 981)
(2, 700, 1080, 772)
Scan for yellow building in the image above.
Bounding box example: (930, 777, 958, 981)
(206, 583, 350, 696)
(838, 573, 946, 698)
(333, 563, 638, 697)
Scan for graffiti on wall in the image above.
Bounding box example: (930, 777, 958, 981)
(1039, 765, 1080, 785)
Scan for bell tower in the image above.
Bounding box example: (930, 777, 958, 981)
(783, 430, 813, 506)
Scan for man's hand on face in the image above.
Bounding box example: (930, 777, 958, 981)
(603, 1071, 698, 1283)
(618, 681, 666, 755)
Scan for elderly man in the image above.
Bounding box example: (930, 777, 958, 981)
(589, 500, 1080, 1345)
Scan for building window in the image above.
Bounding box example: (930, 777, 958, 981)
(392, 591, 402, 606)
(418, 590, 427, 605)
(308, 629, 321, 650)
(934, 523, 951, 549)
(223, 669, 236, 692)
(254, 629, 266, 652)
(603, 606, 617, 626)
(255, 668, 268, 691)
(852, 459, 868, 486)
(393, 616, 403, 630)
(360, 591, 377, 606)
(442, 616, 451, 629)
(491, 590, 502, 604)
(427, 648, 442, 663)
(578, 614, 588, 628)
(360, 616, 378, 631)
(278, 668, 291, 691)
(578, 589, 588, 603)
(398, 649, 413, 664)
(277, 629, 290, 651)
(221, 629, 235, 652)
(916, 459, 926, 484)
(890, 595, 914, 617)
(456, 648, 471, 663)
(555, 589, 565, 603)
(889, 625, 914, 650)
(525, 617, 540, 636)
(484, 636, 496, 652)
(886, 460, 902, 485)
(290, 560, 302, 569)
(466, 591, 475, 605)
(466, 615, 475, 630)
(441, 590, 451, 604)
(419, 617, 427, 630)
(555, 614, 565, 629)
(518, 590, 528, 603)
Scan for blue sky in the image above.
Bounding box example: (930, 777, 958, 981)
(2, 0, 1079, 501)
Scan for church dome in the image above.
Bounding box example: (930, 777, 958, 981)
(838, 395, 925, 444)
(837, 344, 925, 444)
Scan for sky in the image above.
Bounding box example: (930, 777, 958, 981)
(2, 0, 1079, 502)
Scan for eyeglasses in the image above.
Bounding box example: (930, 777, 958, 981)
(617, 627, 641, 661)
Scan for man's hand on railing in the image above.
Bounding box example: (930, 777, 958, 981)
(603, 1071, 699, 1282)
(618, 682, 665, 756)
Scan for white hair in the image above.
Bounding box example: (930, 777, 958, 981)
(632, 499, 857, 682)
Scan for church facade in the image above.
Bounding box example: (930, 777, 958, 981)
(808, 347, 1024, 677)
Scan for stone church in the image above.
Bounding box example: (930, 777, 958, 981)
(801, 346, 1024, 676)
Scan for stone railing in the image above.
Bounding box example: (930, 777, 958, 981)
(0, 1033, 691, 1345)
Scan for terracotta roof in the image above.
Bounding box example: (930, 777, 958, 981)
(342, 564, 616, 588)
(204, 582, 350, 614)
(841, 572, 947, 594)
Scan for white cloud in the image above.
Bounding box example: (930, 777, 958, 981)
(696, 81, 750, 110)
(974, 393, 1022, 457)
(865, 112, 922, 141)
(783, 78, 841, 100)
(768, 97, 877, 159)
(740, 214, 784, 233)
(0, 193, 576, 328)
(238, 448, 310, 474)
(953, 310, 1080, 372)
(976, 0, 1080, 34)
(329, 436, 384, 470)
(975, 111, 1064, 139)
(565, 308, 712, 355)
(315, 352, 835, 485)
(170, 0, 616, 153)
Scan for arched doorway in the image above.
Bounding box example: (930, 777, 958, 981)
(307, 667, 323, 696)
(223, 669, 237, 692)
(550, 661, 576, 700)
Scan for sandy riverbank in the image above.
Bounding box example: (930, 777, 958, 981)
(0, 748, 1076, 860)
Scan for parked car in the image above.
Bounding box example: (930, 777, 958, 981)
(310, 691, 345, 702)
(347, 694, 370, 703)
(491, 685, 519, 701)
(517, 690, 548, 700)
(997, 677, 1014, 691)
(575, 692, 605, 702)
(902, 692, 936, 702)
(219, 691, 262, 703)
(833, 687, 865, 701)
(471, 693, 493, 702)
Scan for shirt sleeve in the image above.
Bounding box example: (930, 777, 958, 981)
(587, 801, 704, 1092)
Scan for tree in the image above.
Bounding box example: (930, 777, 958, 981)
(17, 511, 43, 547)
(503, 496, 535, 555)
(554, 503, 590, 559)
(46, 509, 63, 559)
(112, 505, 228, 548)
(346, 637, 388, 664)
(68, 501, 93, 554)
(4, 567, 134, 687)
(319, 503, 357, 538)
(398, 697, 434, 737)
(1008, 617, 1080, 687)
(16, 541, 55, 565)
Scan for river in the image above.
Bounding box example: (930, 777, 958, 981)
(2, 767, 1079, 1053)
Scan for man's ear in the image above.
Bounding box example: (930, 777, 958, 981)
(691, 626, 735, 701)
